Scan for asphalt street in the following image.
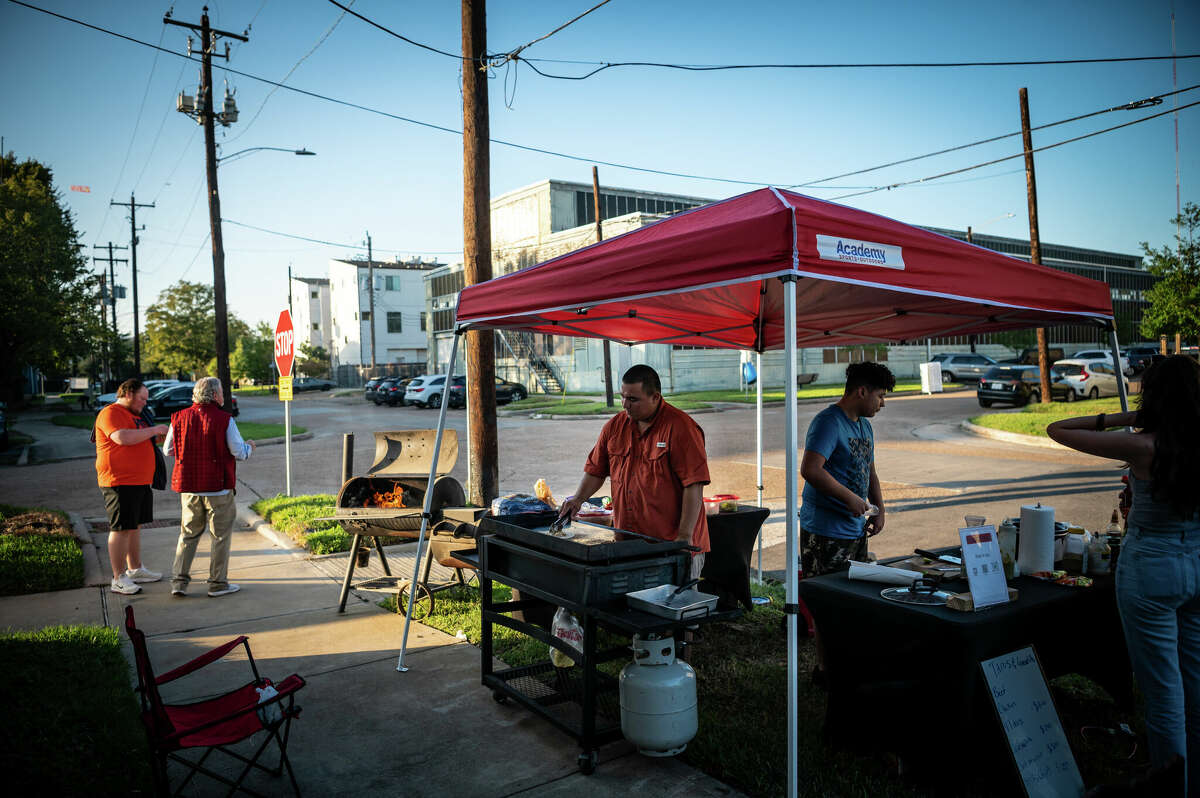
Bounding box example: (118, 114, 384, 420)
(3, 389, 1124, 575)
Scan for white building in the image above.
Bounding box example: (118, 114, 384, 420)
(288, 276, 331, 355)
(329, 257, 441, 370)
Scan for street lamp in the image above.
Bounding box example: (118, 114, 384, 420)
(216, 146, 316, 166)
(966, 212, 1015, 244)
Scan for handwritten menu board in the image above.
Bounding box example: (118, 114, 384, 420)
(981, 647, 1084, 798)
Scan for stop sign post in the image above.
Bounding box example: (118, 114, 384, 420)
(275, 310, 294, 496)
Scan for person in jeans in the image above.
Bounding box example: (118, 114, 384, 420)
(94, 379, 168, 595)
(1048, 355, 1200, 795)
(163, 377, 255, 597)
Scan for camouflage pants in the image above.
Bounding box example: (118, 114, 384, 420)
(800, 527, 868, 577)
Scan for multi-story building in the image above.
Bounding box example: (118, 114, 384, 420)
(329, 257, 442, 378)
(288, 276, 331, 355)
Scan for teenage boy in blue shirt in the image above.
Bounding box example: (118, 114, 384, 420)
(800, 361, 895, 577)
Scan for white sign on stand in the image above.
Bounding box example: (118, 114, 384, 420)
(919, 362, 943, 394)
(959, 525, 1010, 609)
(982, 646, 1084, 798)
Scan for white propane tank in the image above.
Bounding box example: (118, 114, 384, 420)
(619, 634, 697, 756)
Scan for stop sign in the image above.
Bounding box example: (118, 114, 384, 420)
(274, 310, 295, 377)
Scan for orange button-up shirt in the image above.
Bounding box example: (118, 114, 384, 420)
(584, 401, 711, 553)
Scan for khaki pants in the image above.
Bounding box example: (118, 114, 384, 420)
(171, 493, 236, 592)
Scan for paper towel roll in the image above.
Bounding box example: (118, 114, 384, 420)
(847, 561, 923, 586)
(1018, 503, 1055, 574)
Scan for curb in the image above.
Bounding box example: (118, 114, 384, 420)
(252, 432, 314, 447)
(236, 503, 310, 561)
(959, 419, 1072, 451)
(68, 511, 108, 587)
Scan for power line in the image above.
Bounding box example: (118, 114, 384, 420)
(790, 83, 1199, 188)
(13, 0, 1198, 192)
(133, 53, 190, 195)
(829, 98, 1200, 201)
(497, 0, 613, 65)
(324, 0, 462, 60)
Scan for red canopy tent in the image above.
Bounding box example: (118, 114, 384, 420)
(398, 187, 1121, 794)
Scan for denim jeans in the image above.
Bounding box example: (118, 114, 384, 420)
(1115, 524, 1200, 795)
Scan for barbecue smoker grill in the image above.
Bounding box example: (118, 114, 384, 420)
(331, 430, 468, 614)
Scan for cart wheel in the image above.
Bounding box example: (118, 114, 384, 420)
(397, 583, 434, 620)
(491, 690, 509, 705)
(577, 750, 598, 775)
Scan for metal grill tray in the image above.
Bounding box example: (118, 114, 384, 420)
(626, 584, 719, 620)
(481, 512, 690, 563)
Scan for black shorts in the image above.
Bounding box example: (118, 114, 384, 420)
(101, 485, 154, 531)
(800, 527, 868, 577)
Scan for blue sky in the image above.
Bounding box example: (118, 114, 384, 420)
(1, 0, 1196, 332)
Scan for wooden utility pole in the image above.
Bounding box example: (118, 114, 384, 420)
(164, 7, 247, 410)
(93, 242, 127, 341)
(1019, 88, 1052, 403)
(592, 167, 615, 406)
(462, 0, 498, 505)
(110, 196, 153, 375)
(366, 232, 377, 371)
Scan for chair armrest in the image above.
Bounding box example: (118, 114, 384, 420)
(156, 636, 249, 685)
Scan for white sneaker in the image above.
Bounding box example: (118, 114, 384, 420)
(126, 566, 162, 583)
(207, 583, 241, 597)
(110, 576, 141, 595)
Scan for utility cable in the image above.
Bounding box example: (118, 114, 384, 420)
(496, 0, 612, 66)
(13, 0, 1197, 191)
(324, 0, 462, 60)
(790, 83, 1198, 188)
(828, 98, 1200, 201)
(223, 0, 355, 145)
(516, 53, 1200, 81)
(133, 53, 190, 195)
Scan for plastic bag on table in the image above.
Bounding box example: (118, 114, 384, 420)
(491, 493, 552, 516)
(549, 607, 584, 668)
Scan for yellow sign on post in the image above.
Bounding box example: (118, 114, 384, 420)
(278, 375, 293, 401)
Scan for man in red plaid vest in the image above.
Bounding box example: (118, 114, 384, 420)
(163, 377, 255, 597)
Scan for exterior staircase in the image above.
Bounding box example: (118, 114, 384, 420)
(496, 330, 564, 394)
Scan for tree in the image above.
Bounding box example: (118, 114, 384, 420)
(297, 342, 331, 378)
(230, 322, 274, 384)
(143, 281, 247, 378)
(0, 152, 102, 405)
(1139, 202, 1200, 343)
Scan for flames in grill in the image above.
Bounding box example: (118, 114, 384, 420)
(366, 484, 406, 509)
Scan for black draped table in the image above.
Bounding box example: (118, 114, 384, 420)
(701, 505, 770, 611)
(798, 561, 1132, 773)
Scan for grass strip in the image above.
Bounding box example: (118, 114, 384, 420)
(0, 505, 83, 595)
(0, 625, 151, 793)
(667, 380, 949, 404)
(506, 396, 595, 411)
(232, 386, 277, 396)
(251, 494, 349, 554)
(51, 413, 96, 430)
(236, 421, 307, 438)
(531, 398, 713, 415)
(969, 397, 1127, 437)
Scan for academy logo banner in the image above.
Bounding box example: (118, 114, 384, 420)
(816, 234, 905, 270)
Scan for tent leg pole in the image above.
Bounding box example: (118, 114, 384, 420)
(782, 277, 799, 798)
(1108, 327, 1130, 414)
(755, 351, 763, 583)
(397, 330, 460, 672)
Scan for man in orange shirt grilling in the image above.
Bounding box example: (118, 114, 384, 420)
(557, 365, 710, 579)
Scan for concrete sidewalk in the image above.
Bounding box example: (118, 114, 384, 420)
(0, 504, 742, 798)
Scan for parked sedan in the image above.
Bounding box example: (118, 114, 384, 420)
(147, 383, 239, 417)
(1051, 359, 1130, 400)
(447, 376, 529, 408)
(363, 378, 383, 403)
(380, 378, 412, 406)
(976, 366, 1072, 407)
(372, 378, 398, 406)
(931, 353, 996, 383)
(1069, 349, 1131, 376)
(1123, 344, 1161, 373)
(292, 377, 336, 392)
(94, 379, 185, 413)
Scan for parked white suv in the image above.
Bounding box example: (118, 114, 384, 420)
(1069, 349, 1132, 376)
(1051, 359, 1130, 400)
(404, 375, 448, 408)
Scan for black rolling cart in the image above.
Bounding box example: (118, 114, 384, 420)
(461, 513, 738, 775)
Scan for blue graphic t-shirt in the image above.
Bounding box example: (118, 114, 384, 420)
(800, 404, 874, 540)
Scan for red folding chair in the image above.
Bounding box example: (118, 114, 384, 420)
(124, 606, 306, 797)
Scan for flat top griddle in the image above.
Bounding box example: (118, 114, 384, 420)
(480, 511, 691, 563)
